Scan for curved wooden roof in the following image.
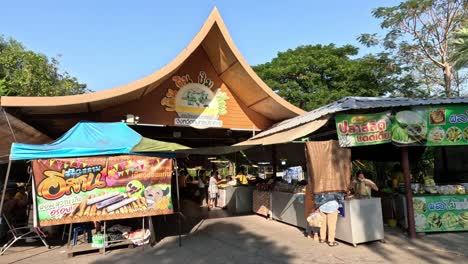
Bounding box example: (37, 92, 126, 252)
(0, 8, 304, 121)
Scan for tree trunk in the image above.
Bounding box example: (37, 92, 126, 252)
(443, 64, 453, 97)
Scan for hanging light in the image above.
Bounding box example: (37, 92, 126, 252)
(122, 114, 140, 124)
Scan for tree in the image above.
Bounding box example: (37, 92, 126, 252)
(359, 0, 467, 97)
(253, 44, 418, 111)
(452, 22, 468, 70)
(0, 36, 89, 96)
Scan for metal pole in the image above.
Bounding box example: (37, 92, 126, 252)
(0, 160, 13, 219)
(2, 108, 17, 142)
(103, 221, 107, 254)
(174, 159, 182, 247)
(148, 216, 156, 246)
(67, 223, 73, 249)
(142, 217, 145, 252)
(271, 145, 277, 178)
(401, 147, 417, 239)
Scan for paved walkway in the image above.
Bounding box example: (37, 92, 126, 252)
(1, 214, 467, 264)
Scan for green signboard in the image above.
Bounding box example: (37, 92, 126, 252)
(336, 111, 392, 147)
(392, 105, 468, 146)
(336, 104, 467, 147)
(413, 195, 468, 232)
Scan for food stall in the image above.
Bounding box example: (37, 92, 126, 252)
(394, 175, 467, 232)
(237, 97, 468, 239)
(251, 164, 308, 227)
(0, 122, 188, 255)
(334, 101, 468, 235)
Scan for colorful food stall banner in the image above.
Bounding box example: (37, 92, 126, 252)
(413, 195, 468, 232)
(336, 104, 468, 147)
(32, 155, 173, 226)
(392, 105, 468, 146)
(336, 111, 392, 147)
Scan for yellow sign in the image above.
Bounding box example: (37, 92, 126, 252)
(161, 71, 229, 128)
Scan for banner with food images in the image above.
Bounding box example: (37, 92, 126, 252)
(413, 196, 468, 232)
(335, 111, 392, 147)
(392, 104, 467, 146)
(336, 104, 467, 147)
(31, 155, 173, 226)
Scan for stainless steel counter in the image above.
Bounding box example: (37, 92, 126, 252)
(335, 198, 384, 246)
(271, 191, 307, 228)
(218, 186, 254, 214)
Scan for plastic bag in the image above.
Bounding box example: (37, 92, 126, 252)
(307, 211, 322, 227)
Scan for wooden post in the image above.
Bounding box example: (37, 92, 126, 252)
(401, 147, 417, 239)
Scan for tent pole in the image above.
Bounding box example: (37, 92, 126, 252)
(174, 158, 182, 247)
(0, 160, 12, 219)
(401, 147, 416, 239)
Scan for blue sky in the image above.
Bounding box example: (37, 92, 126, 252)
(0, 0, 400, 91)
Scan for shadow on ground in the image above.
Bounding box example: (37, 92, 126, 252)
(91, 220, 294, 264)
(359, 227, 467, 264)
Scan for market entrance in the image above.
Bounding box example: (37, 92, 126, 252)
(170, 142, 308, 228)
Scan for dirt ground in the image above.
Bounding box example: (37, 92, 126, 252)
(1, 214, 467, 264)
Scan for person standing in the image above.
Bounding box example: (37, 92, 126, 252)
(353, 171, 379, 198)
(208, 171, 221, 209)
(197, 170, 207, 206)
(315, 192, 344, 247)
(234, 166, 248, 185)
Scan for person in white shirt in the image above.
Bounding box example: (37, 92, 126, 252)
(197, 171, 207, 206)
(208, 171, 221, 209)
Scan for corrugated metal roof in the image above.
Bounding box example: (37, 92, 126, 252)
(251, 96, 468, 139)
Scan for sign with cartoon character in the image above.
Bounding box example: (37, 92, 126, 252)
(161, 71, 229, 128)
(31, 155, 173, 226)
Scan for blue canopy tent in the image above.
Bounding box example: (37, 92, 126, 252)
(9, 122, 188, 160)
(0, 122, 189, 246)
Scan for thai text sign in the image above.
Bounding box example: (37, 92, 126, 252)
(32, 155, 173, 226)
(336, 111, 392, 147)
(413, 195, 468, 232)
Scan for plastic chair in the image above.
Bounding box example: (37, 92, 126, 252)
(0, 215, 49, 255)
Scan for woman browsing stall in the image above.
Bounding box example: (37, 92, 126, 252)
(208, 171, 223, 209)
(315, 192, 345, 247)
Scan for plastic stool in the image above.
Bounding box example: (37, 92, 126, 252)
(72, 224, 92, 245)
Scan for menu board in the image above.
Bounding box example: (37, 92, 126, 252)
(392, 105, 468, 146)
(413, 195, 468, 232)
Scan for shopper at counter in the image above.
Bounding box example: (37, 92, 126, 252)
(208, 171, 222, 209)
(315, 192, 344, 247)
(197, 171, 207, 206)
(227, 176, 237, 186)
(235, 166, 249, 185)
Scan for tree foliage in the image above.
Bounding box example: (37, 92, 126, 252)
(0, 36, 89, 96)
(452, 21, 468, 70)
(253, 44, 418, 111)
(358, 0, 467, 97)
